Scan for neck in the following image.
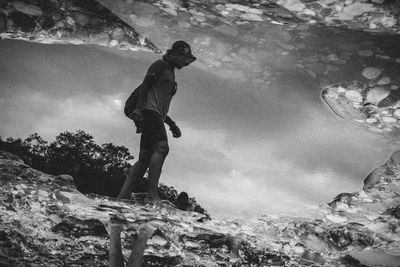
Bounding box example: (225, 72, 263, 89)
(163, 56, 176, 70)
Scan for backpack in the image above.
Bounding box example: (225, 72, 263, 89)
(124, 84, 142, 119)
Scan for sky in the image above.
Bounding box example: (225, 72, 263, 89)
(0, 39, 395, 219)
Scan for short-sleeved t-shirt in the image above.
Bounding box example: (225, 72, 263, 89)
(143, 60, 177, 120)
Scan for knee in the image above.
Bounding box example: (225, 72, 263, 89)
(154, 141, 169, 156)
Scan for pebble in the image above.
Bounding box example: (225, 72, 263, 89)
(12, 2, 43, 16)
(366, 88, 390, 104)
(327, 53, 339, 61)
(30, 202, 41, 210)
(391, 85, 399, 90)
(361, 67, 382, 80)
(337, 85, 347, 93)
(366, 118, 378, 124)
(294, 245, 305, 255)
(377, 76, 391, 85)
(38, 190, 48, 197)
(382, 117, 397, 123)
(396, 58, 400, 63)
(73, 12, 90, 26)
(345, 90, 363, 102)
(393, 110, 400, 118)
(109, 40, 118, 46)
(357, 50, 373, 57)
(193, 14, 206, 22)
(49, 214, 62, 224)
(240, 13, 263, 22)
(148, 235, 168, 246)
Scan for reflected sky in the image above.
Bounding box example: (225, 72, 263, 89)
(0, 36, 397, 219)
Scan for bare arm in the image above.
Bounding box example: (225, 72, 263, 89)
(165, 115, 181, 138)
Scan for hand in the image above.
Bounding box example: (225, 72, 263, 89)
(129, 109, 143, 122)
(169, 123, 181, 138)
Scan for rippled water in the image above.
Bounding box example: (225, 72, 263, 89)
(1, 17, 400, 219)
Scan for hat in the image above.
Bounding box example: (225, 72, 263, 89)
(166, 40, 196, 65)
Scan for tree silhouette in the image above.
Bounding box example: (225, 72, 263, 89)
(0, 130, 207, 214)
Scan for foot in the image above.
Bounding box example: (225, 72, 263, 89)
(137, 223, 157, 240)
(226, 235, 242, 259)
(105, 213, 128, 234)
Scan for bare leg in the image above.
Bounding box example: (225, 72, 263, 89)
(147, 141, 169, 199)
(118, 150, 151, 199)
(109, 227, 125, 267)
(126, 223, 157, 267)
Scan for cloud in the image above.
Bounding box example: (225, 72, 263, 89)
(0, 39, 394, 219)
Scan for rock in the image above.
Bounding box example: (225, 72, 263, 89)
(241, 13, 263, 22)
(12, 1, 43, 16)
(38, 189, 49, 198)
(56, 174, 74, 183)
(109, 39, 118, 46)
(111, 26, 125, 40)
(394, 109, 400, 118)
(327, 53, 339, 61)
(357, 49, 374, 57)
(377, 95, 397, 108)
(391, 85, 399, 90)
(344, 90, 363, 103)
(377, 76, 391, 85)
(48, 214, 63, 224)
(390, 150, 400, 165)
(366, 118, 377, 124)
(382, 117, 397, 123)
(366, 87, 390, 104)
(72, 12, 90, 26)
(361, 67, 382, 80)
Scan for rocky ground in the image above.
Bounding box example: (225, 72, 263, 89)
(1, 1, 400, 266)
(2, 0, 400, 90)
(1, 149, 399, 266)
(322, 65, 400, 140)
(0, 0, 159, 52)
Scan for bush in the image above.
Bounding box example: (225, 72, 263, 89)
(0, 131, 208, 214)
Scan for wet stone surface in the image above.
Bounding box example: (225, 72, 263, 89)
(322, 79, 400, 140)
(0, 0, 400, 266)
(0, 0, 159, 52)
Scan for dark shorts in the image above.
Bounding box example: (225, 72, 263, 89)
(140, 109, 167, 150)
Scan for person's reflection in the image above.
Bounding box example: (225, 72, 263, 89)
(109, 219, 156, 267)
